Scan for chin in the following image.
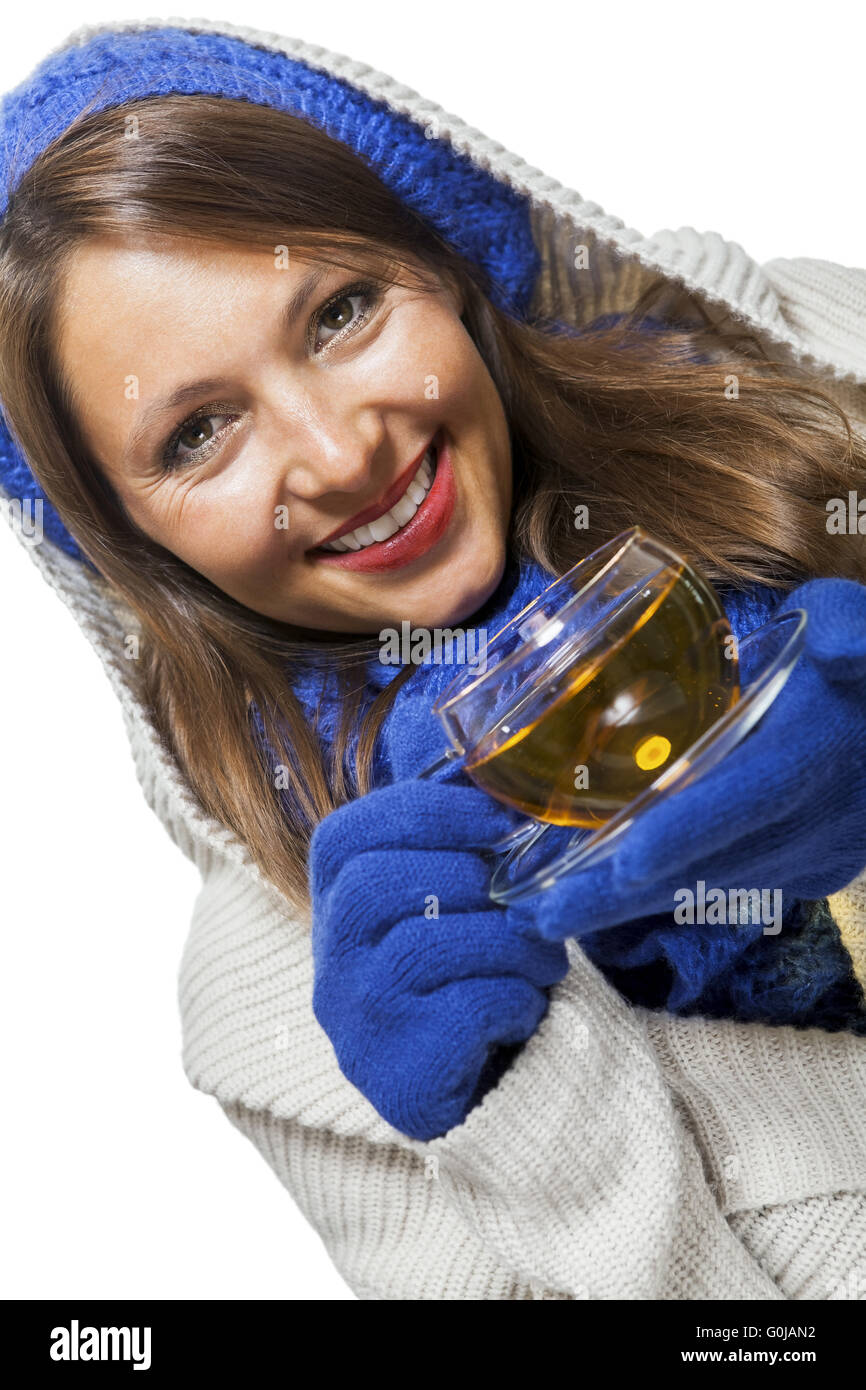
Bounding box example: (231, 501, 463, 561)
(430, 545, 506, 627)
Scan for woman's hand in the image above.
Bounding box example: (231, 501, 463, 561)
(308, 780, 570, 1142)
(531, 576, 866, 941)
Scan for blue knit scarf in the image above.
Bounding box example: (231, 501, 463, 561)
(275, 552, 866, 1036)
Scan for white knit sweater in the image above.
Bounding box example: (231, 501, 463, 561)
(6, 18, 866, 1301)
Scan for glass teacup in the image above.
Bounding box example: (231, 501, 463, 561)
(418, 526, 807, 904)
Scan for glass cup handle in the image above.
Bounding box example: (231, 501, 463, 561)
(490, 818, 548, 854)
(415, 746, 543, 854)
(416, 746, 466, 780)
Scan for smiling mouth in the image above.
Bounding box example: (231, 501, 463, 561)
(308, 434, 439, 555)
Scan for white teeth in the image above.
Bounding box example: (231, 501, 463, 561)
(368, 511, 400, 543)
(319, 444, 437, 552)
(406, 480, 426, 505)
(389, 492, 419, 527)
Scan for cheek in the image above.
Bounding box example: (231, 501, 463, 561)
(155, 481, 284, 584)
(354, 305, 481, 412)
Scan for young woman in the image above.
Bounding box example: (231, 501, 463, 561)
(2, 18, 865, 1300)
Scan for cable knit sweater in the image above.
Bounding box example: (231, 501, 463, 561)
(2, 17, 866, 1300)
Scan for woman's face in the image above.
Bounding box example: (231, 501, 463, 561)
(54, 236, 513, 633)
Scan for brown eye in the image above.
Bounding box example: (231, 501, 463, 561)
(177, 417, 215, 451)
(320, 295, 354, 332)
(162, 411, 237, 472)
(313, 286, 378, 353)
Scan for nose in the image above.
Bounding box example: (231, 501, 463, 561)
(278, 407, 381, 502)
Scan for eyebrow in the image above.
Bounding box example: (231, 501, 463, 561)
(121, 264, 330, 467)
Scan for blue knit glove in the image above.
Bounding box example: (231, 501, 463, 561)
(530, 577, 866, 941)
(308, 780, 570, 1141)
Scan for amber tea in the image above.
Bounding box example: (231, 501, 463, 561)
(464, 564, 740, 827)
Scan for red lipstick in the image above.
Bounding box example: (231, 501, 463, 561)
(313, 435, 437, 548)
(309, 430, 456, 573)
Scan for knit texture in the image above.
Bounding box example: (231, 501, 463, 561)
(281, 554, 866, 1039)
(3, 18, 866, 1299)
(309, 779, 572, 1140)
(0, 23, 539, 564)
(179, 847, 866, 1298)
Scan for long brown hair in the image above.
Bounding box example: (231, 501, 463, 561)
(1, 93, 864, 916)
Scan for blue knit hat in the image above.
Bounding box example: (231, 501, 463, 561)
(0, 22, 540, 564)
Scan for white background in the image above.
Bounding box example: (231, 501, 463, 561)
(1, 0, 862, 1301)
